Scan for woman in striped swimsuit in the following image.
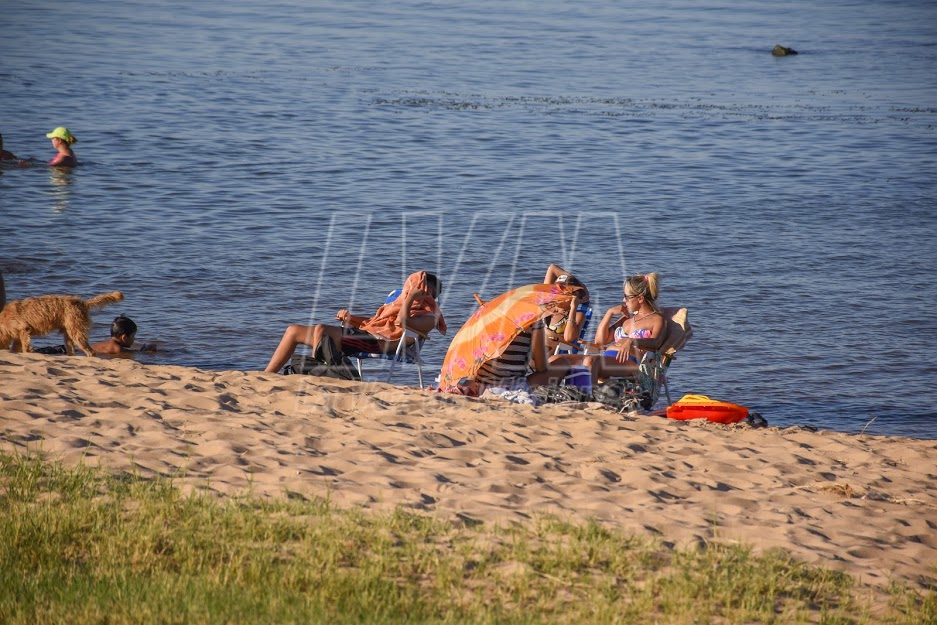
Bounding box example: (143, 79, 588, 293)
(473, 319, 550, 391)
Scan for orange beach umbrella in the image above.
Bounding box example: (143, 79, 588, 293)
(438, 283, 579, 392)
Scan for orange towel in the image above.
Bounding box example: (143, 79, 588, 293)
(358, 271, 447, 340)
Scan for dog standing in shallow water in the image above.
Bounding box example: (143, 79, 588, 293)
(0, 291, 124, 356)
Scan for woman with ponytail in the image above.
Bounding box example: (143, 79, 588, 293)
(583, 272, 665, 383)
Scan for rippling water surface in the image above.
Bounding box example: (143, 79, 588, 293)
(2, 0, 936, 438)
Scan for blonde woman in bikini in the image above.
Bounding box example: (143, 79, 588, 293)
(583, 272, 665, 384)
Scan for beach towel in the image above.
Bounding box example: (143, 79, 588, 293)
(358, 271, 447, 340)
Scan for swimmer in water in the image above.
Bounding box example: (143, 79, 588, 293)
(46, 127, 78, 168)
(92, 315, 158, 356)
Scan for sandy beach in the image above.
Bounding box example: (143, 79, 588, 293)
(1, 352, 934, 590)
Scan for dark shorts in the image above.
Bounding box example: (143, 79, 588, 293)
(340, 327, 389, 356)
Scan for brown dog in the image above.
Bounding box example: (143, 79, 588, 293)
(0, 291, 124, 356)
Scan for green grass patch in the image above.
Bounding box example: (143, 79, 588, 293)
(0, 451, 933, 624)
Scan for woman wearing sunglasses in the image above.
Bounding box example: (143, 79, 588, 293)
(584, 272, 665, 383)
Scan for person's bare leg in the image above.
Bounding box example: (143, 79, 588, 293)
(527, 363, 572, 388)
(546, 353, 584, 381)
(264, 324, 319, 373)
(587, 355, 638, 385)
(527, 369, 552, 388)
(265, 323, 350, 372)
(584, 355, 601, 386)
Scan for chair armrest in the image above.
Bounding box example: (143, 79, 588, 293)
(579, 340, 609, 353)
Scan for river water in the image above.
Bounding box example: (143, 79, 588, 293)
(2, 0, 936, 438)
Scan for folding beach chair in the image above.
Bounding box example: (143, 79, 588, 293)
(636, 307, 692, 406)
(583, 307, 692, 409)
(345, 289, 429, 387)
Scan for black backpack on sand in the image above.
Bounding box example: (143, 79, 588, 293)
(532, 384, 592, 404)
(591, 379, 646, 412)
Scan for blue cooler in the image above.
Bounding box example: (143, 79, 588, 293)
(564, 365, 592, 395)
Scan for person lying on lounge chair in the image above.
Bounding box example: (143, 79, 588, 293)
(263, 271, 446, 373)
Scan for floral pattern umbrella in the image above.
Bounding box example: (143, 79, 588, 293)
(438, 283, 579, 392)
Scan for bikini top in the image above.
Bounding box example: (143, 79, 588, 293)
(613, 310, 659, 341)
(614, 326, 653, 341)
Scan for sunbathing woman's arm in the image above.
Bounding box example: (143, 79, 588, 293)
(594, 305, 626, 345)
(609, 314, 666, 362)
(544, 263, 586, 291)
(560, 294, 584, 344)
(543, 263, 569, 284)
